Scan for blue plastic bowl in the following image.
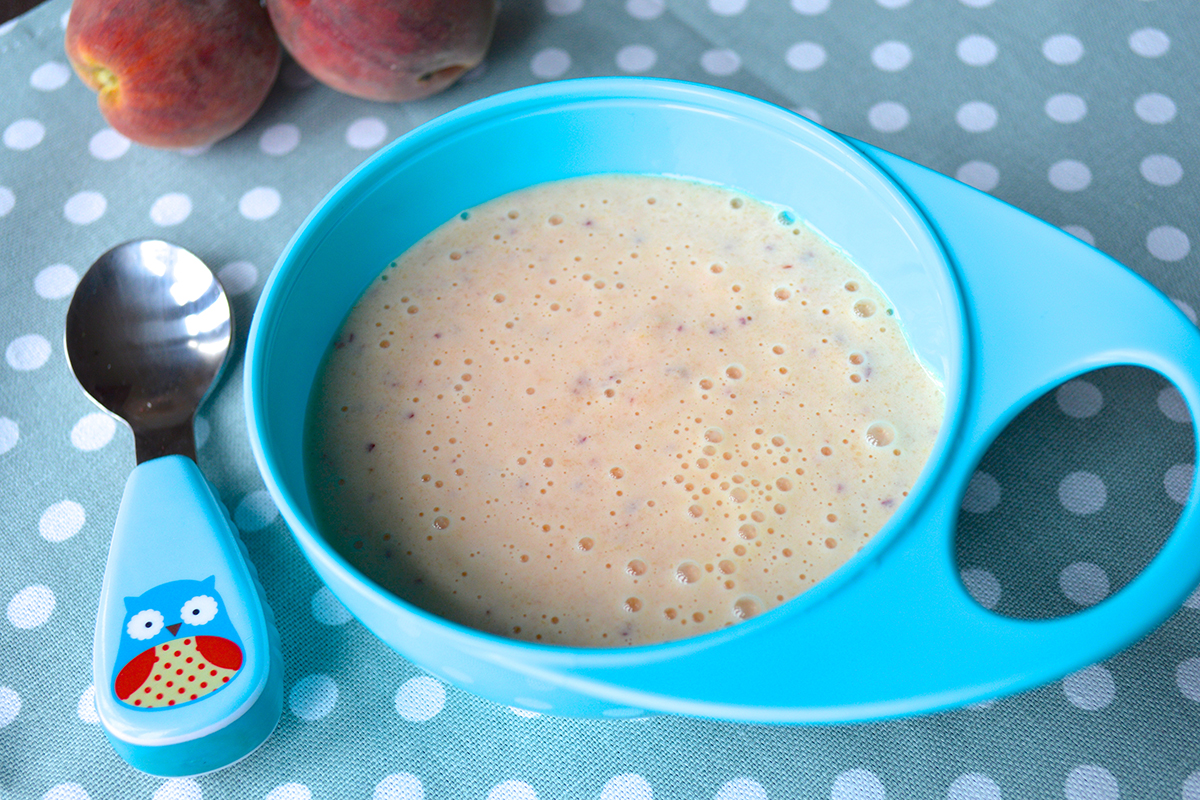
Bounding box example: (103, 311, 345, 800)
(246, 78, 1200, 722)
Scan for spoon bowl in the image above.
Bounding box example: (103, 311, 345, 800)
(65, 240, 232, 463)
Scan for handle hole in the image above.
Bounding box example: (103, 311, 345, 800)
(954, 366, 1195, 619)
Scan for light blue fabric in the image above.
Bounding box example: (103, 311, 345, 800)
(1, 0, 1196, 797)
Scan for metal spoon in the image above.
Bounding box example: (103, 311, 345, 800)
(65, 240, 282, 777)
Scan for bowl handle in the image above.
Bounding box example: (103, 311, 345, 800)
(557, 143, 1200, 722)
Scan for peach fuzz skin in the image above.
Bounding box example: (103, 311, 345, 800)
(266, 0, 497, 103)
(65, 0, 282, 150)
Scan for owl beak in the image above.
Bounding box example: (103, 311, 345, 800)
(167, 623, 182, 636)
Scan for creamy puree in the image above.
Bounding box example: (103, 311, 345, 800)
(307, 174, 944, 647)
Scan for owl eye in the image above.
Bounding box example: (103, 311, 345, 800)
(127, 609, 164, 641)
(180, 594, 218, 626)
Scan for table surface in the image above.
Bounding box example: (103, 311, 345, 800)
(2, 0, 1198, 798)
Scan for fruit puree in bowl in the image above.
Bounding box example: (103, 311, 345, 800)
(306, 174, 944, 647)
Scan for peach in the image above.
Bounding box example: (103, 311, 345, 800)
(266, 0, 497, 103)
(65, 0, 282, 149)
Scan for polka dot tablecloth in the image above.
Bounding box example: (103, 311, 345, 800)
(2, 0, 1198, 797)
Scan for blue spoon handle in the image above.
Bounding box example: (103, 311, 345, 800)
(93, 455, 283, 776)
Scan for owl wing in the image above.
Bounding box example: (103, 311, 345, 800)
(195, 635, 243, 671)
(114, 648, 158, 700)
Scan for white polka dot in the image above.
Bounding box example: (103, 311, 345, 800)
(510, 706, 541, 718)
(546, 0, 583, 14)
(0, 686, 19, 727)
(1063, 664, 1116, 711)
(1172, 298, 1197, 323)
(1147, 225, 1190, 261)
(1065, 767, 1117, 800)
(89, 128, 131, 161)
(234, 490, 279, 531)
(1178, 658, 1200, 702)
(259, 123, 300, 156)
(265, 784, 311, 800)
(1140, 154, 1183, 186)
(961, 568, 1001, 609)
(4, 119, 45, 150)
(217, 260, 258, 296)
(238, 187, 281, 221)
(626, 0, 665, 19)
(947, 773, 1001, 800)
(194, 416, 210, 449)
(60, 9, 69, 28)
(955, 161, 999, 192)
(34, 265, 79, 299)
(41, 784, 90, 800)
(714, 778, 767, 800)
(876, 0, 911, 8)
(71, 413, 117, 451)
(792, 0, 830, 12)
(958, 0, 993, 6)
(867, 101, 909, 133)
(871, 41, 911, 71)
(395, 676, 446, 722)
(150, 193, 192, 226)
(1059, 562, 1110, 606)
(1165, 464, 1193, 505)
(1058, 471, 1106, 514)
(39, 500, 85, 542)
(153, 779, 202, 800)
(178, 144, 211, 157)
(1129, 27, 1169, 58)
(1062, 225, 1095, 245)
(956, 101, 998, 133)
(0, 186, 13, 216)
(1043, 34, 1084, 65)
(311, 586, 353, 625)
(957, 34, 997, 66)
(31, 61, 70, 91)
(700, 49, 741, 76)
(1184, 771, 1200, 800)
(1135, 93, 1176, 124)
(0, 417, 17, 455)
(1049, 160, 1092, 192)
(616, 45, 657, 73)
(77, 685, 99, 723)
(289, 674, 338, 721)
(1158, 387, 1190, 423)
(1045, 93, 1087, 123)
(961, 471, 1001, 513)
(830, 769, 885, 800)
(7, 584, 55, 628)
(786, 42, 827, 72)
(0, 19, 17, 35)
(531, 48, 571, 79)
(346, 117, 388, 150)
(709, 0, 747, 15)
(373, 773, 424, 800)
(486, 780, 537, 800)
(795, 107, 822, 124)
(64, 191, 107, 225)
(6, 334, 51, 370)
(600, 774, 651, 800)
(1056, 380, 1102, 418)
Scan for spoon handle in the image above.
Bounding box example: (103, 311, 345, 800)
(91, 455, 283, 777)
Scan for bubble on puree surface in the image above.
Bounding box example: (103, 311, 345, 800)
(306, 174, 944, 647)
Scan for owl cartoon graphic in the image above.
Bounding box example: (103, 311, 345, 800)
(112, 576, 245, 710)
